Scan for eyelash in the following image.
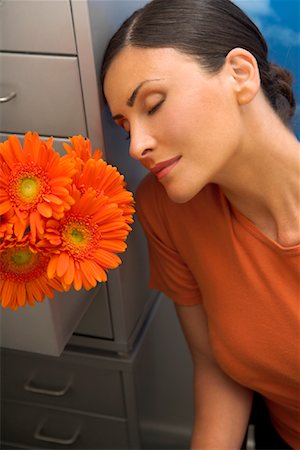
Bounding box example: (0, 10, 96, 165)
(147, 97, 165, 116)
(124, 98, 165, 141)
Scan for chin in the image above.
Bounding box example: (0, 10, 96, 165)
(163, 185, 200, 204)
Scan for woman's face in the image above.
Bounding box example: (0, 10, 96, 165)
(104, 46, 244, 203)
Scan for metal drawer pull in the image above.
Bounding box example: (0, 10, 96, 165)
(34, 419, 81, 445)
(24, 376, 73, 396)
(0, 91, 17, 103)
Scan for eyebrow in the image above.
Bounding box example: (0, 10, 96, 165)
(112, 78, 164, 121)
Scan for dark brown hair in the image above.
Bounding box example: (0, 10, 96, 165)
(101, 0, 296, 125)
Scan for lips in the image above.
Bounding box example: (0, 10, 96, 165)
(150, 156, 181, 179)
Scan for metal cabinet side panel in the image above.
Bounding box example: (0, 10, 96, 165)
(70, 0, 149, 149)
(70, 0, 155, 351)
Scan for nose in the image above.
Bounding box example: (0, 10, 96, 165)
(128, 126, 155, 161)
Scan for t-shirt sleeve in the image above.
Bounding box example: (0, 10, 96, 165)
(135, 175, 202, 306)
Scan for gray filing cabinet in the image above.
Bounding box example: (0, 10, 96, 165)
(0, 1, 157, 448)
(1, 300, 164, 450)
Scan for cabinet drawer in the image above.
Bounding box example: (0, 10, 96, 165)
(2, 401, 129, 449)
(1, 350, 126, 418)
(0, 53, 86, 137)
(0, 0, 76, 54)
(75, 283, 114, 339)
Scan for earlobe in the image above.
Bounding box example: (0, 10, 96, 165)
(226, 47, 261, 105)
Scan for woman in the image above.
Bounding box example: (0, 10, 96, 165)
(101, 0, 299, 448)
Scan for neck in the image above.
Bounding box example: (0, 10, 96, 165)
(214, 109, 300, 246)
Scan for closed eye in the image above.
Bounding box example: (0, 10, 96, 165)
(148, 97, 165, 116)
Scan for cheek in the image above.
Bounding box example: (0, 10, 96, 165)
(159, 88, 241, 154)
(158, 104, 195, 145)
(164, 92, 215, 141)
(157, 107, 184, 137)
(187, 94, 241, 152)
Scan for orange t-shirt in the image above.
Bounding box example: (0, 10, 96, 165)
(136, 174, 300, 448)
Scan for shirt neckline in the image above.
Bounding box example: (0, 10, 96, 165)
(219, 188, 300, 255)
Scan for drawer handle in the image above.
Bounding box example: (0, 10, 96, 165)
(34, 419, 81, 445)
(0, 91, 17, 103)
(24, 376, 73, 397)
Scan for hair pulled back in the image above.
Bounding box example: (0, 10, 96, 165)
(101, 0, 296, 125)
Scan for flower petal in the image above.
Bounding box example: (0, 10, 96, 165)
(37, 202, 52, 218)
(47, 254, 59, 279)
(56, 252, 70, 277)
(0, 201, 12, 215)
(64, 256, 75, 285)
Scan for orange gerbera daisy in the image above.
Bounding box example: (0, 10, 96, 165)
(63, 135, 103, 187)
(0, 240, 64, 310)
(78, 158, 135, 225)
(44, 186, 131, 291)
(0, 132, 76, 241)
(63, 135, 103, 163)
(64, 135, 135, 225)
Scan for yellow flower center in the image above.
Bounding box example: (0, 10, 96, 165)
(8, 162, 49, 211)
(11, 249, 33, 266)
(61, 217, 99, 259)
(0, 245, 48, 282)
(63, 222, 90, 252)
(70, 228, 84, 244)
(20, 177, 40, 201)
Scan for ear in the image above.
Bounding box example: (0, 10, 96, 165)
(225, 47, 261, 105)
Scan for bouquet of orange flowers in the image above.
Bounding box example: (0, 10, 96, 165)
(0, 132, 135, 310)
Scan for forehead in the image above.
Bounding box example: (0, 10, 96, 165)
(104, 46, 201, 106)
